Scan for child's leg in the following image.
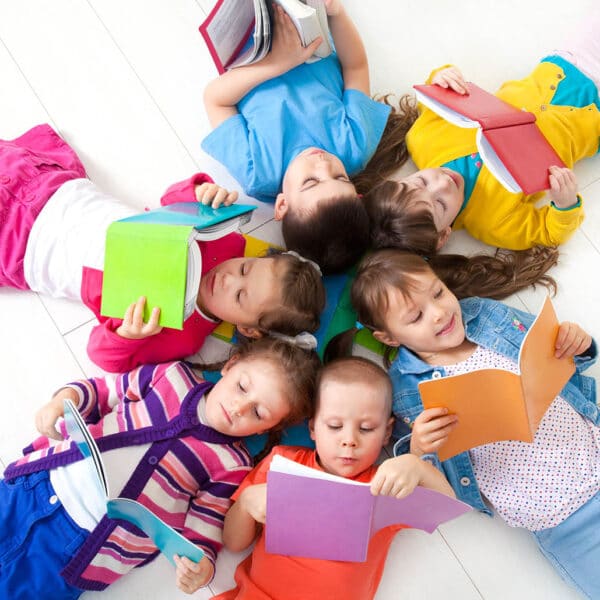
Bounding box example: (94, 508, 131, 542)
(533, 490, 600, 599)
(553, 9, 600, 89)
(0, 471, 87, 599)
(0, 124, 86, 289)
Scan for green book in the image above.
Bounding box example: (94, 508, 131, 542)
(100, 202, 255, 330)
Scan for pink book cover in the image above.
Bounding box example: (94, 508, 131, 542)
(265, 457, 472, 562)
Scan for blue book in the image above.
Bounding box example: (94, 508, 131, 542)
(63, 399, 204, 566)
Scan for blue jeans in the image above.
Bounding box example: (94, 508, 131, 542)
(0, 470, 87, 600)
(534, 490, 600, 599)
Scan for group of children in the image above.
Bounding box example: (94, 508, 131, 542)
(1, 1, 600, 599)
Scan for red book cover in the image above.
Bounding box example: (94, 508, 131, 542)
(413, 82, 565, 194)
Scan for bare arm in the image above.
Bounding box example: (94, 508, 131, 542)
(222, 484, 266, 552)
(203, 6, 322, 128)
(325, 0, 369, 94)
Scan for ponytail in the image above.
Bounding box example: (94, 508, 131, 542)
(430, 246, 558, 300)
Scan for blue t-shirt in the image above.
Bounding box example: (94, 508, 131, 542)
(201, 53, 391, 202)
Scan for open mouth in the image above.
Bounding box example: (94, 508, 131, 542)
(437, 314, 455, 336)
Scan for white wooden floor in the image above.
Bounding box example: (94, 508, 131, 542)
(1, 1, 598, 598)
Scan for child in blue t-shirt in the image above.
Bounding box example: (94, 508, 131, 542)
(202, 0, 402, 274)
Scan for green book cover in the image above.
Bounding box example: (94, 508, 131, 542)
(101, 221, 195, 330)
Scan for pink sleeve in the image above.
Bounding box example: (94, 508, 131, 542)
(160, 173, 215, 206)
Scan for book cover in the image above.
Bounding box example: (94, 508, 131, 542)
(200, 0, 331, 74)
(418, 296, 576, 461)
(100, 202, 255, 330)
(63, 399, 204, 565)
(413, 82, 565, 194)
(265, 455, 471, 562)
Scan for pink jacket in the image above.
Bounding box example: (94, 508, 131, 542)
(82, 173, 245, 372)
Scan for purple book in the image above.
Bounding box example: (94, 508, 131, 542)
(265, 455, 472, 562)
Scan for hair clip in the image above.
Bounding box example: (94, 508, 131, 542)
(268, 330, 318, 351)
(283, 250, 322, 277)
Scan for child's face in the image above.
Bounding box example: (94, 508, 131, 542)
(399, 167, 464, 238)
(197, 257, 281, 337)
(274, 148, 356, 220)
(204, 356, 291, 437)
(309, 379, 393, 479)
(373, 271, 466, 361)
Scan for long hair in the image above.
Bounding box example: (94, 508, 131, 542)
(189, 337, 321, 461)
(256, 251, 326, 335)
(352, 93, 419, 195)
(365, 179, 559, 298)
(281, 194, 370, 274)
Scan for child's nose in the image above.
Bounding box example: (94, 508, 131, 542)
(341, 432, 358, 447)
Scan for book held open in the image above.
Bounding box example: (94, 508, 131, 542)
(413, 82, 565, 194)
(418, 296, 576, 461)
(200, 0, 332, 74)
(100, 202, 255, 330)
(265, 455, 471, 562)
(63, 399, 204, 565)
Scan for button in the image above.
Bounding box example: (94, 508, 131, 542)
(550, 85, 556, 90)
(431, 371, 442, 379)
(403, 416, 410, 423)
(148, 456, 158, 465)
(540, 105, 547, 111)
(49, 494, 59, 505)
(557, 73, 563, 79)
(460, 477, 471, 486)
(0, 175, 10, 184)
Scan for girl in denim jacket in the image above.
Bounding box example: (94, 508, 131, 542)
(346, 248, 600, 599)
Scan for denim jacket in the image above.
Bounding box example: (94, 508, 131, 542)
(389, 297, 599, 514)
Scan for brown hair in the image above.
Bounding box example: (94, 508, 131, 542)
(351, 94, 419, 196)
(281, 194, 370, 275)
(315, 356, 392, 416)
(257, 251, 326, 335)
(364, 180, 559, 298)
(189, 336, 321, 461)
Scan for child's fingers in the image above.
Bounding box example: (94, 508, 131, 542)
(223, 190, 239, 206)
(305, 36, 323, 55)
(143, 307, 162, 336)
(131, 296, 147, 328)
(122, 301, 136, 325)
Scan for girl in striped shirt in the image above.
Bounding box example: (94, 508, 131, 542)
(0, 337, 320, 598)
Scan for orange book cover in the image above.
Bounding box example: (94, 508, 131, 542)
(418, 297, 576, 461)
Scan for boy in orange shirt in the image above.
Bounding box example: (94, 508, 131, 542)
(212, 356, 455, 600)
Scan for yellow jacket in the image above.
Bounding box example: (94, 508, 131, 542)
(406, 61, 600, 249)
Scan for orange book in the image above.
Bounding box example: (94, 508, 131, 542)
(418, 297, 575, 461)
(413, 82, 565, 194)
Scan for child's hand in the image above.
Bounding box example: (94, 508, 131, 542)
(195, 182, 238, 208)
(35, 388, 79, 440)
(431, 66, 469, 95)
(548, 166, 579, 209)
(555, 321, 592, 359)
(174, 554, 214, 594)
(370, 454, 423, 498)
(265, 5, 323, 73)
(239, 483, 267, 524)
(116, 297, 163, 340)
(410, 407, 458, 456)
(324, 0, 343, 16)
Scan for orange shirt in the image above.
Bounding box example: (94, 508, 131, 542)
(212, 446, 406, 600)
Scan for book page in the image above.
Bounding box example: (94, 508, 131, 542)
(419, 369, 531, 461)
(200, 0, 257, 69)
(476, 129, 521, 193)
(414, 89, 479, 129)
(519, 296, 576, 432)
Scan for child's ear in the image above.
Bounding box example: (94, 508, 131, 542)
(436, 226, 452, 250)
(372, 329, 400, 348)
(308, 418, 316, 441)
(274, 194, 289, 221)
(237, 325, 263, 339)
(383, 416, 394, 446)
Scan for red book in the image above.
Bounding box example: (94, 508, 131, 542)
(413, 82, 565, 194)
